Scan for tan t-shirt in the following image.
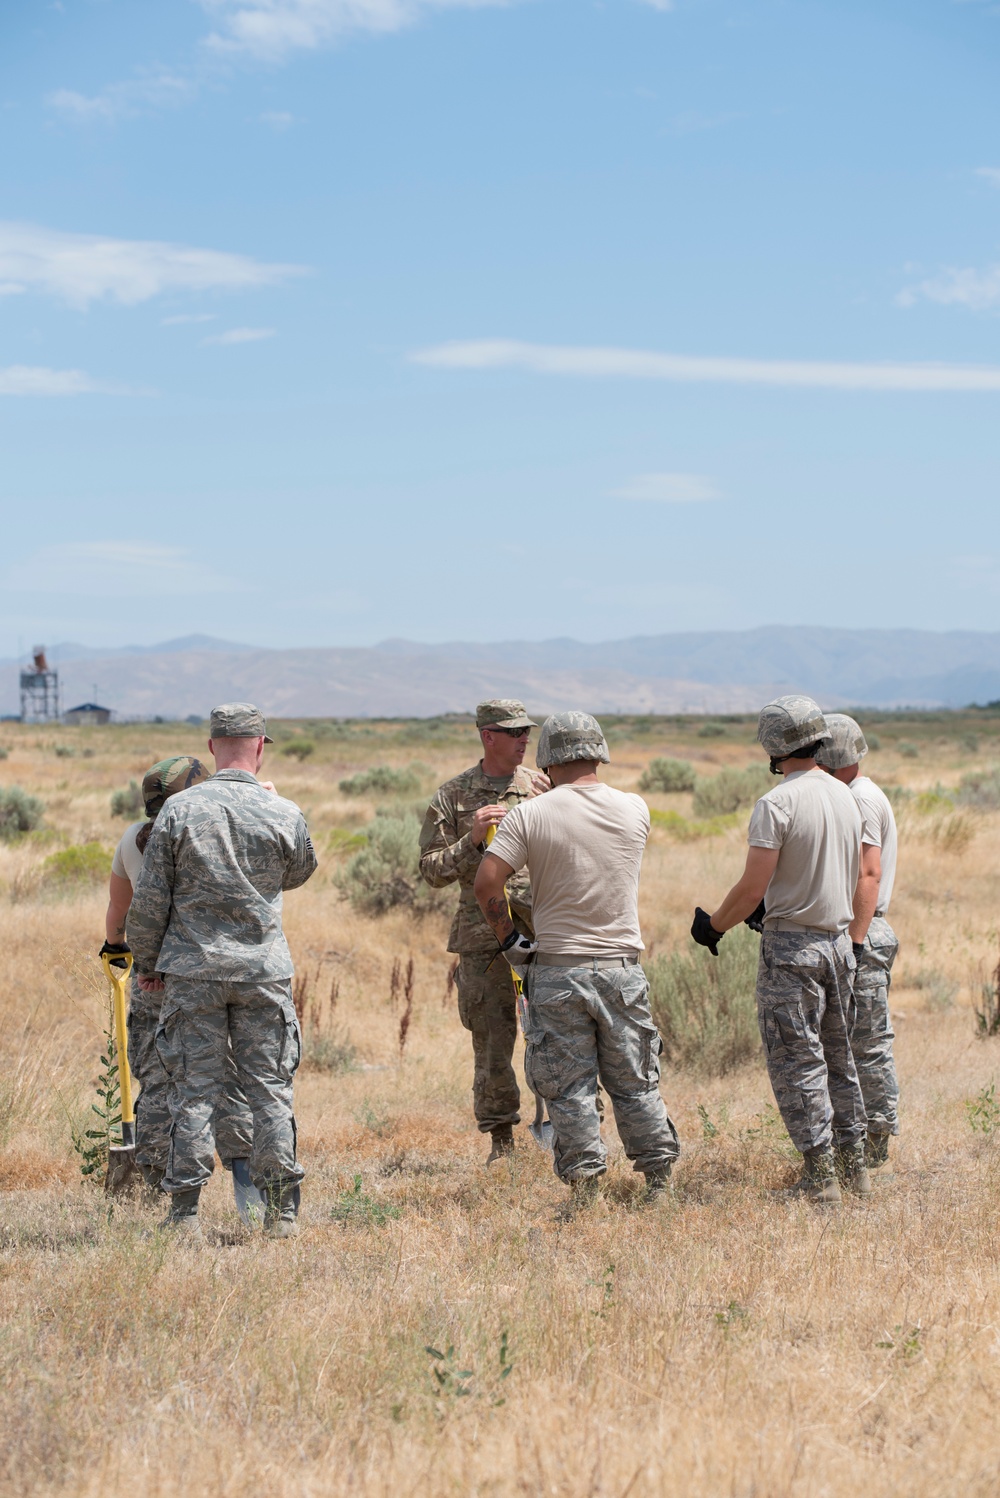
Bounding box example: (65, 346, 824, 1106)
(748, 769, 861, 933)
(111, 821, 145, 888)
(851, 774, 897, 916)
(488, 781, 650, 954)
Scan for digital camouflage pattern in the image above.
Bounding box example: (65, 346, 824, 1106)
(851, 914, 900, 1135)
(535, 711, 610, 769)
(127, 974, 253, 1180)
(756, 695, 832, 757)
(127, 769, 316, 980)
(456, 953, 521, 1132)
(523, 963, 680, 1182)
(756, 929, 867, 1154)
(209, 701, 273, 742)
(418, 761, 537, 955)
(154, 976, 303, 1193)
(141, 756, 211, 819)
(475, 700, 537, 729)
(814, 713, 869, 771)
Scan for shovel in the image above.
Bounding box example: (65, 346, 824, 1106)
(101, 951, 140, 1197)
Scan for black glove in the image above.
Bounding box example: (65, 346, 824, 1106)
(744, 900, 766, 934)
(852, 942, 865, 963)
(99, 940, 131, 970)
(691, 907, 724, 957)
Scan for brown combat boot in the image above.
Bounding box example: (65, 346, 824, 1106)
(486, 1126, 515, 1166)
(556, 1175, 606, 1221)
(865, 1131, 892, 1173)
(642, 1166, 673, 1204)
(835, 1140, 873, 1197)
(785, 1148, 841, 1205)
(264, 1182, 301, 1240)
(160, 1187, 205, 1244)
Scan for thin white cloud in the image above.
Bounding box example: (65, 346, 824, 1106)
(637, 0, 674, 10)
(976, 168, 1000, 188)
(162, 312, 219, 325)
(412, 339, 1000, 392)
(202, 326, 276, 344)
(898, 265, 1000, 312)
(261, 109, 295, 129)
(47, 72, 194, 123)
(0, 222, 304, 310)
(2, 541, 235, 598)
(0, 365, 129, 396)
(201, 0, 513, 60)
(612, 473, 719, 503)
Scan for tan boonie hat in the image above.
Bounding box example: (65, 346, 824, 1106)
(209, 702, 274, 743)
(475, 699, 538, 730)
(142, 756, 211, 818)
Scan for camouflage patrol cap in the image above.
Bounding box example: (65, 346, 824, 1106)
(209, 702, 273, 743)
(814, 713, 868, 770)
(475, 699, 537, 730)
(142, 756, 211, 818)
(536, 711, 610, 769)
(756, 694, 832, 758)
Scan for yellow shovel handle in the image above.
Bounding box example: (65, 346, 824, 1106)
(101, 953, 135, 1128)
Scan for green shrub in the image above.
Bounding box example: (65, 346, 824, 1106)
(898, 741, 920, 759)
(957, 767, 1000, 810)
(54, 744, 74, 758)
(866, 734, 881, 751)
(697, 722, 726, 739)
(0, 747, 8, 761)
(110, 781, 143, 819)
(339, 764, 424, 798)
(692, 764, 773, 819)
(882, 784, 912, 811)
(639, 758, 696, 794)
(0, 786, 44, 841)
(910, 967, 959, 1011)
(646, 925, 761, 1076)
(648, 808, 741, 840)
(44, 842, 109, 886)
(304, 1029, 357, 1074)
(281, 739, 316, 761)
(335, 810, 441, 915)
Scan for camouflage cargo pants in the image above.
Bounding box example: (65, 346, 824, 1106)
(457, 954, 520, 1133)
(757, 928, 867, 1155)
(523, 961, 679, 1182)
(155, 976, 304, 1195)
(852, 915, 900, 1135)
(128, 976, 254, 1178)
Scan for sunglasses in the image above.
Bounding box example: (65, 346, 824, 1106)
(488, 726, 532, 738)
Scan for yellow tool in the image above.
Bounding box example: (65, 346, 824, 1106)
(101, 951, 139, 1196)
(485, 825, 554, 1151)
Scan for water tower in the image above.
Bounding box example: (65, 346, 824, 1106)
(19, 646, 60, 723)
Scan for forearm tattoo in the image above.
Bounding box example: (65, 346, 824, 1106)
(483, 894, 515, 944)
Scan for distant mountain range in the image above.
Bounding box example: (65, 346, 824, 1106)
(3, 628, 1000, 719)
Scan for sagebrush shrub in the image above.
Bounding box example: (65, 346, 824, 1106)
(282, 739, 316, 761)
(44, 843, 109, 885)
(639, 758, 696, 794)
(110, 781, 143, 819)
(692, 765, 772, 819)
(646, 924, 761, 1076)
(335, 810, 442, 915)
(0, 786, 44, 841)
(957, 767, 1000, 810)
(339, 764, 424, 798)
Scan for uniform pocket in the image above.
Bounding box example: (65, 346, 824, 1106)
(278, 999, 302, 1081)
(153, 1003, 184, 1078)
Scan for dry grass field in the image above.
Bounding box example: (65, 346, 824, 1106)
(1, 710, 999, 1498)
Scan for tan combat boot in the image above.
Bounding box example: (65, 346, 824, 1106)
(557, 1175, 606, 1221)
(264, 1182, 301, 1240)
(865, 1131, 892, 1175)
(642, 1166, 673, 1204)
(486, 1126, 515, 1166)
(160, 1187, 205, 1244)
(785, 1148, 841, 1205)
(835, 1140, 872, 1197)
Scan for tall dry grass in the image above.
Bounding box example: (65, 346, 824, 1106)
(1, 715, 999, 1497)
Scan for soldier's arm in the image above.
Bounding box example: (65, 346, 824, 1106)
(283, 814, 318, 890)
(849, 843, 881, 944)
(418, 791, 484, 889)
(710, 846, 779, 932)
(126, 819, 175, 976)
(474, 852, 517, 946)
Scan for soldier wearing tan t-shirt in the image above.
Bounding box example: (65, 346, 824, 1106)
(692, 695, 868, 1206)
(475, 711, 680, 1214)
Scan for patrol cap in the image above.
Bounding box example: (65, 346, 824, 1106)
(209, 702, 273, 743)
(536, 711, 611, 769)
(814, 713, 868, 770)
(475, 699, 537, 730)
(142, 756, 211, 818)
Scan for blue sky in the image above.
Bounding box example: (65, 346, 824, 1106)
(2, 0, 1000, 655)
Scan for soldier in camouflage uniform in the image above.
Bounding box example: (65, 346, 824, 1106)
(128, 703, 317, 1241)
(100, 757, 258, 1213)
(419, 700, 548, 1163)
(816, 714, 900, 1173)
(475, 712, 679, 1212)
(692, 696, 868, 1205)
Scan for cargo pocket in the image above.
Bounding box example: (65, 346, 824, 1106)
(524, 1034, 562, 1102)
(278, 1000, 302, 1081)
(153, 1003, 184, 1079)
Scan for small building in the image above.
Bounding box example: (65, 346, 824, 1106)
(64, 702, 112, 726)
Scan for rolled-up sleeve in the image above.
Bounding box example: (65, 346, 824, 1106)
(126, 819, 175, 974)
(283, 815, 318, 890)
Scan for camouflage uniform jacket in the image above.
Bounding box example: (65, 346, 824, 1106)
(127, 770, 317, 980)
(419, 762, 535, 955)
